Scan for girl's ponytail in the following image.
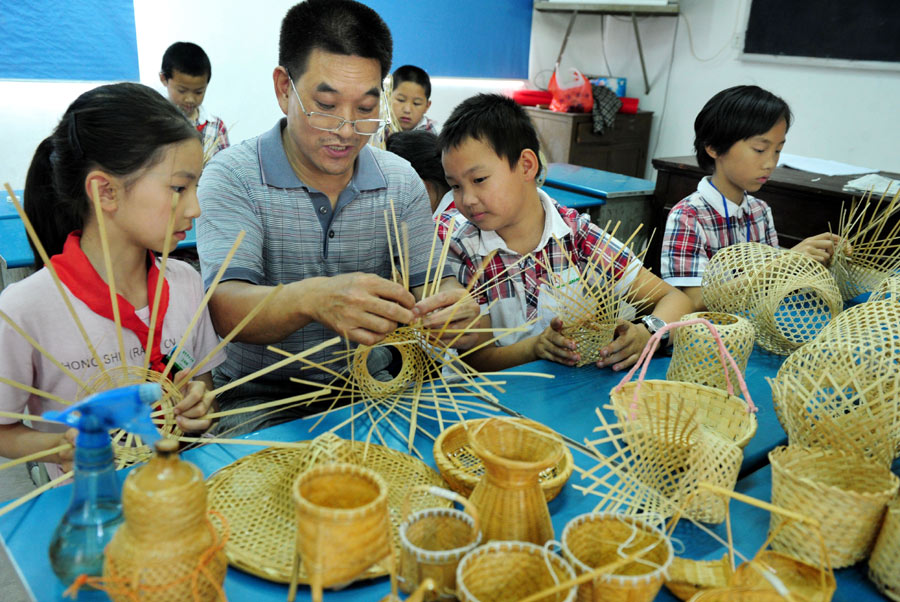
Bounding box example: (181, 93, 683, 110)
(24, 136, 81, 261)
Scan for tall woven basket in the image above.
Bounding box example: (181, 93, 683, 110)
(399, 486, 482, 601)
(560, 513, 673, 602)
(869, 496, 900, 601)
(456, 541, 577, 602)
(768, 445, 899, 568)
(666, 312, 755, 394)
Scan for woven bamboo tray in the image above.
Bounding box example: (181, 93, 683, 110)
(869, 496, 900, 601)
(731, 550, 835, 602)
(688, 588, 788, 601)
(768, 445, 899, 569)
(664, 555, 732, 601)
(432, 418, 573, 501)
(206, 437, 447, 583)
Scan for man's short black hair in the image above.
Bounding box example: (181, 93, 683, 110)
(279, 0, 393, 81)
(439, 93, 542, 174)
(392, 65, 431, 99)
(694, 85, 792, 172)
(160, 42, 212, 82)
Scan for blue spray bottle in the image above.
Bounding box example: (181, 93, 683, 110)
(43, 383, 163, 585)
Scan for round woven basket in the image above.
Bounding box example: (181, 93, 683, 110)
(768, 445, 900, 568)
(399, 486, 482, 601)
(562, 321, 617, 367)
(730, 550, 835, 602)
(869, 496, 900, 601)
(206, 436, 446, 583)
(663, 555, 732, 601)
(701, 242, 784, 319)
(456, 541, 577, 602)
(560, 513, 673, 602)
(816, 298, 900, 348)
(351, 327, 431, 400)
(432, 418, 573, 501)
(667, 312, 755, 394)
(687, 588, 788, 601)
(868, 275, 900, 303)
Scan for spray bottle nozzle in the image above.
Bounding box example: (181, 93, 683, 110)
(44, 384, 163, 449)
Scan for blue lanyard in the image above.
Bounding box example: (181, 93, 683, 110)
(709, 180, 752, 244)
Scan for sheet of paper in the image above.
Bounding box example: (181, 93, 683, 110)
(777, 153, 874, 177)
(843, 173, 900, 196)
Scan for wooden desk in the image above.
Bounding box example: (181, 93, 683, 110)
(646, 155, 900, 274)
(525, 107, 652, 178)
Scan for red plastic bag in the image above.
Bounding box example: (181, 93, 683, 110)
(548, 67, 593, 113)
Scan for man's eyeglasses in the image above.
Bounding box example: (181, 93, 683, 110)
(287, 70, 388, 136)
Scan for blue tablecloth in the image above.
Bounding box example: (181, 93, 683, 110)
(540, 186, 606, 210)
(544, 163, 655, 200)
(1, 189, 24, 220)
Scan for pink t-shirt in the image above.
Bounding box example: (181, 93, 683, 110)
(0, 259, 225, 478)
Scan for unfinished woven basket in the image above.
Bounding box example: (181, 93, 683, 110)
(768, 445, 900, 568)
(667, 312, 755, 394)
(743, 250, 842, 355)
(868, 275, 900, 303)
(456, 541, 577, 602)
(432, 418, 573, 501)
(560, 512, 673, 602)
(701, 242, 783, 319)
(816, 298, 900, 348)
(206, 435, 446, 583)
(869, 496, 900, 601)
(768, 338, 900, 467)
(730, 550, 835, 602)
(351, 327, 431, 400)
(829, 248, 894, 301)
(663, 555, 732, 601)
(562, 321, 618, 367)
(399, 486, 482, 601)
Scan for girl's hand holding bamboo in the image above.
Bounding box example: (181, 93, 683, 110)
(596, 319, 649, 372)
(533, 317, 579, 366)
(172, 371, 217, 433)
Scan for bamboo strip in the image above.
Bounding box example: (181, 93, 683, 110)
(89, 180, 128, 371)
(0, 470, 74, 519)
(0, 443, 72, 473)
(142, 190, 179, 372)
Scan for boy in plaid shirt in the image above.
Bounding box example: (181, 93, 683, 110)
(438, 94, 692, 372)
(661, 85, 843, 310)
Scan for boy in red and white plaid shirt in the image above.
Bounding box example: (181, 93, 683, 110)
(438, 94, 692, 372)
(160, 42, 230, 164)
(661, 86, 843, 310)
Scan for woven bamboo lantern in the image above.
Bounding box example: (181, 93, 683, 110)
(768, 445, 899, 569)
(868, 496, 900, 600)
(456, 541, 577, 602)
(701, 242, 783, 319)
(666, 312, 755, 393)
(560, 512, 673, 602)
(103, 439, 227, 601)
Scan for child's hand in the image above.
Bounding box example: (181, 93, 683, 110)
(791, 233, 845, 264)
(55, 428, 77, 473)
(596, 319, 650, 371)
(172, 371, 216, 433)
(533, 318, 580, 366)
(415, 289, 481, 351)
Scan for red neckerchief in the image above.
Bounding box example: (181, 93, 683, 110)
(51, 232, 171, 374)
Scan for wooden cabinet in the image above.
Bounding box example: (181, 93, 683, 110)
(524, 107, 653, 178)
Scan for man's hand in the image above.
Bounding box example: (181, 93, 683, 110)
(533, 317, 579, 366)
(414, 288, 481, 350)
(791, 233, 846, 264)
(309, 272, 416, 345)
(596, 319, 651, 371)
(172, 371, 217, 433)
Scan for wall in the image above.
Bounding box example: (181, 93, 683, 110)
(529, 0, 900, 177)
(0, 0, 524, 189)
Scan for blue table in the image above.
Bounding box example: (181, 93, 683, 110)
(544, 163, 655, 200)
(541, 186, 606, 211)
(1, 189, 24, 220)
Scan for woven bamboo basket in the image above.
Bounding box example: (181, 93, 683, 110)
(562, 321, 618, 367)
(687, 588, 789, 601)
(351, 327, 432, 400)
(816, 298, 900, 348)
(869, 496, 900, 601)
(701, 242, 784, 319)
(206, 435, 446, 584)
(868, 275, 900, 303)
(768, 338, 900, 467)
(612, 317, 757, 449)
(433, 418, 573, 501)
(456, 541, 577, 602)
(829, 248, 894, 301)
(666, 312, 755, 394)
(399, 485, 482, 601)
(743, 250, 842, 355)
(768, 445, 900, 568)
(560, 512, 673, 602)
(467, 418, 564, 544)
(291, 462, 393, 602)
(663, 555, 732, 601)
(731, 551, 835, 602)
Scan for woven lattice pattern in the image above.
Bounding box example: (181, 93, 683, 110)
(830, 250, 894, 301)
(456, 540, 577, 602)
(690, 589, 793, 601)
(730, 550, 835, 601)
(77, 365, 183, 468)
(206, 435, 446, 583)
(561, 513, 672, 602)
(351, 328, 432, 401)
(768, 445, 899, 568)
(869, 497, 900, 601)
(561, 322, 617, 367)
(663, 555, 732, 601)
(701, 242, 783, 319)
(868, 275, 900, 303)
(768, 338, 900, 466)
(432, 419, 573, 502)
(667, 312, 755, 393)
(817, 298, 900, 348)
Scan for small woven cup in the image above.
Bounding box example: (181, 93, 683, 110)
(560, 513, 673, 602)
(768, 445, 899, 568)
(456, 541, 577, 602)
(399, 486, 482, 600)
(869, 496, 900, 600)
(562, 321, 617, 367)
